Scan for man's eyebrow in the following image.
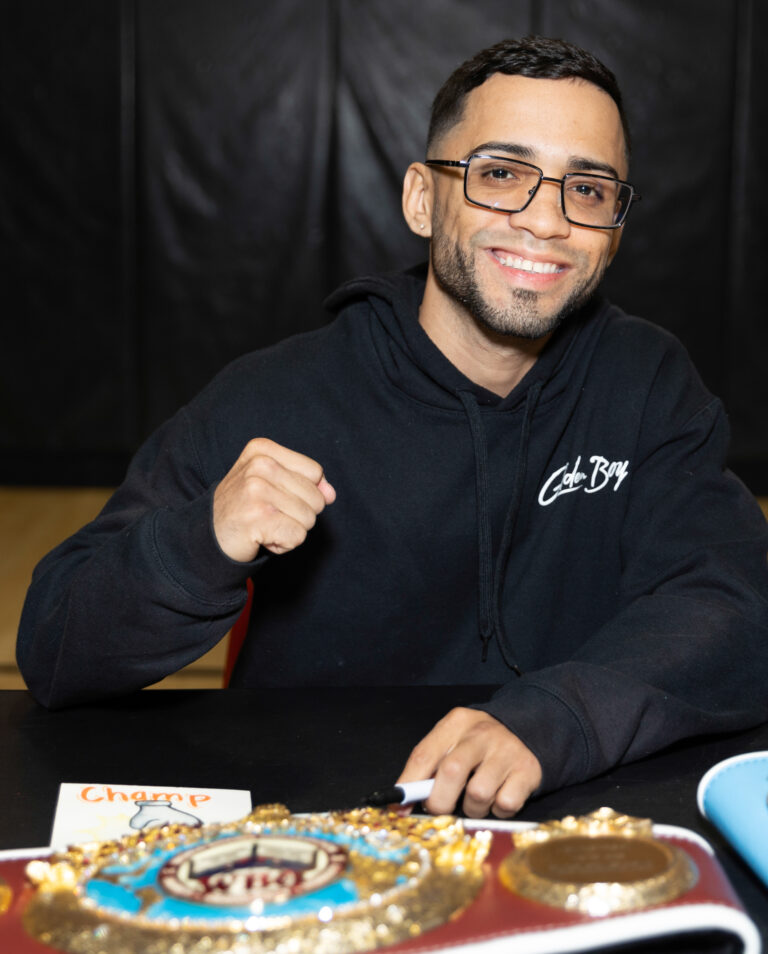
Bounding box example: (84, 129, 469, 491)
(466, 141, 621, 180)
(467, 141, 536, 161)
(566, 155, 621, 179)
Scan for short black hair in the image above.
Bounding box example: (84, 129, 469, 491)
(427, 35, 630, 158)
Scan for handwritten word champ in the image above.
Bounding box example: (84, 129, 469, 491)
(78, 785, 211, 809)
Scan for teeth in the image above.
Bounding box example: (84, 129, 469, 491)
(496, 253, 561, 274)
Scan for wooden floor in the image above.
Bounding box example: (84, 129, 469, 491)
(2, 487, 767, 695)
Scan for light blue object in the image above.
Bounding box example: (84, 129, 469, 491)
(698, 751, 768, 887)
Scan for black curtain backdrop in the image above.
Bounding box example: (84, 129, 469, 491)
(3, 0, 767, 490)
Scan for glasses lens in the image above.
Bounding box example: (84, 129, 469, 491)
(465, 156, 540, 212)
(563, 174, 632, 227)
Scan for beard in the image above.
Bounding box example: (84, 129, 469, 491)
(430, 229, 606, 340)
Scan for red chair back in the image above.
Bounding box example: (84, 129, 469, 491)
(223, 578, 253, 686)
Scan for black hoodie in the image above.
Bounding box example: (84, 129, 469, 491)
(17, 270, 768, 793)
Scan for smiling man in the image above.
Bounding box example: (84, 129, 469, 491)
(406, 69, 630, 396)
(423, 77, 626, 335)
(18, 37, 768, 819)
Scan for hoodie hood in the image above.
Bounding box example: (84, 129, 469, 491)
(325, 264, 612, 413)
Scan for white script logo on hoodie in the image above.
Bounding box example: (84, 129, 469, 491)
(538, 455, 630, 507)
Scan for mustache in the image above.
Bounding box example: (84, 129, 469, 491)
(470, 230, 583, 264)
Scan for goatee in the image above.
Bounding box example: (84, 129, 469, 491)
(431, 231, 604, 340)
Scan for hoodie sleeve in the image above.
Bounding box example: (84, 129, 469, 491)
(16, 406, 257, 709)
(477, 345, 768, 794)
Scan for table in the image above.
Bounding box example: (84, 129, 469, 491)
(2, 686, 768, 949)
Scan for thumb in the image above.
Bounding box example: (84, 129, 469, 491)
(318, 475, 336, 505)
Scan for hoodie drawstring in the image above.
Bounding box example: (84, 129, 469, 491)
(457, 390, 495, 662)
(457, 381, 543, 674)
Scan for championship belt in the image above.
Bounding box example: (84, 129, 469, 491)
(0, 806, 759, 954)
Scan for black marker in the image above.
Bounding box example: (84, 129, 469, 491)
(362, 779, 435, 807)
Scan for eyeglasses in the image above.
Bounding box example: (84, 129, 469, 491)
(425, 154, 641, 229)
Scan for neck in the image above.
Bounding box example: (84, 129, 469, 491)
(418, 279, 550, 398)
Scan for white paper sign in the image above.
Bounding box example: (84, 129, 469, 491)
(49, 782, 252, 850)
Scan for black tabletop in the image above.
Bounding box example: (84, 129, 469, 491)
(2, 686, 768, 948)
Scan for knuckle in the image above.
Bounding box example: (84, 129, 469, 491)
(243, 437, 272, 459)
(304, 458, 324, 483)
(285, 524, 308, 548)
(249, 455, 280, 480)
(250, 496, 276, 521)
(249, 436, 274, 451)
(439, 756, 468, 785)
(269, 520, 307, 553)
(491, 805, 517, 820)
(438, 707, 470, 730)
(464, 777, 495, 805)
(309, 484, 328, 513)
(493, 789, 524, 816)
(426, 793, 457, 816)
(467, 717, 493, 736)
(461, 794, 490, 820)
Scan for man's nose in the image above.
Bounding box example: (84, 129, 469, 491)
(507, 178, 570, 239)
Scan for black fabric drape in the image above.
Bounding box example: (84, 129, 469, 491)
(2, 0, 766, 488)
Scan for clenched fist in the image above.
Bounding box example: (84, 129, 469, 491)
(213, 438, 336, 563)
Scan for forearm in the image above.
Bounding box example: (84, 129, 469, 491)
(17, 491, 254, 708)
(478, 583, 768, 793)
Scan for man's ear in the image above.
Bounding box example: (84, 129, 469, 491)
(402, 162, 433, 238)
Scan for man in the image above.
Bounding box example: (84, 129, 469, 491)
(18, 37, 768, 819)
